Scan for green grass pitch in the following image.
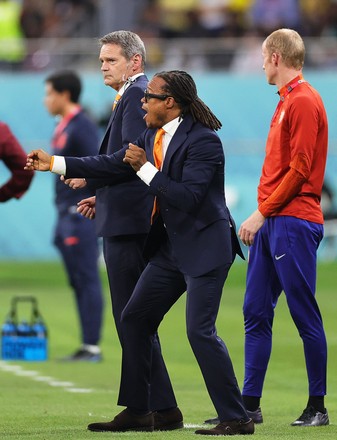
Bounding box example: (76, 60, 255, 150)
(0, 260, 336, 439)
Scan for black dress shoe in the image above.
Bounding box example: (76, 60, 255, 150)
(87, 408, 154, 432)
(196, 418, 254, 436)
(154, 407, 184, 430)
(204, 408, 263, 426)
(291, 406, 329, 427)
(204, 416, 220, 424)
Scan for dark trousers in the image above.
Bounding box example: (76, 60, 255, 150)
(118, 239, 248, 421)
(103, 234, 177, 411)
(55, 212, 103, 345)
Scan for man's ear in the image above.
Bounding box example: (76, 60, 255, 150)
(272, 52, 280, 67)
(166, 96, 175, 109)
(132, 53, 142, 69)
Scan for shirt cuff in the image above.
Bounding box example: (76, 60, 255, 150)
(51, 156, 66, 175)
(136, 161, 158, 186)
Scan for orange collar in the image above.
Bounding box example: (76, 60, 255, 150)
(278, 74, 305, 101)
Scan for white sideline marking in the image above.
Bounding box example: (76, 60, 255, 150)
(66, 388, 93, 393)
(14, 370, 39, 377)
(184, 424, 205, 429)
(0, 361, 93, 394)
(0, 363, 22, 372)
(33, 376, 55, 382)
(49, 380, 74, 387)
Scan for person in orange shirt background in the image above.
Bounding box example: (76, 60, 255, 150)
(238, 28, 329, 427)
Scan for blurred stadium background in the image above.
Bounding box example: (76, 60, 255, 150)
(1, 0, 337, 261)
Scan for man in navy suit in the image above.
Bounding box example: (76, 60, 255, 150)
(39, 33, 182, 431)
(65, 31, 152, 347)
(26, 70, 253, 436)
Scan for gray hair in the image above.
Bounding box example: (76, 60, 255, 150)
(99, 30, 146, 68)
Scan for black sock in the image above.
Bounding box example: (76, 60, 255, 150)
(307, 396, 325, 413)
(242, 395, 260, 412)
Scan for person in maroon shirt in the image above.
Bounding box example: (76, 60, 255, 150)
(0, 122, 34, 202)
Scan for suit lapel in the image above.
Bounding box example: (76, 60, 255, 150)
(99, 102, 119, 154)
(100, 75, 148, 155)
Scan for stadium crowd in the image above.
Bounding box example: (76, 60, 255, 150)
(1, 0, 337, 70)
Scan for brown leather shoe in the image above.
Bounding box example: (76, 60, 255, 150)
(154, 407, 184, 430)
(195, 418, 254, 435)
(87, 408, 154, 432)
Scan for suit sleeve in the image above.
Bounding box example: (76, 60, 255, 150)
(64, 132, 147, 181)
(0, 123, 34, 202)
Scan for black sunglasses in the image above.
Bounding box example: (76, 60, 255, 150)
(144, 90, 172, 103)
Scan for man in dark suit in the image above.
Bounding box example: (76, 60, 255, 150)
(32, 33, 182, 431)
(65, 31, 152, 346)
(26, 70, 253, 436)
(74, 32, 182, 429)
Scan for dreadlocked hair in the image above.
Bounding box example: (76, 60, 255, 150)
(154, 70, 222, 131)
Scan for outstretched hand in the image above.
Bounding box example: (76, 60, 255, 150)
(25, 149, 52, 171)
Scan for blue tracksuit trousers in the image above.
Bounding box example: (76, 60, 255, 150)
(243, 216, 327, 398)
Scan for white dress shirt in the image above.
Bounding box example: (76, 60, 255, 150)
(136, 116, 181, 185)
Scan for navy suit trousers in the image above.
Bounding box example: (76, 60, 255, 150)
(103, 233, 177, 411)
(118, 239, 248, 420)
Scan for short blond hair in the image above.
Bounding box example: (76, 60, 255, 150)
(264, 28, 305, 70)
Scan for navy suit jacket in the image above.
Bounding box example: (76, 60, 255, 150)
(86, 75, 153, 237)
(65, 114, 242, 277)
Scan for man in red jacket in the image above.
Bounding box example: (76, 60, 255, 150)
(238, 28, 329, 427)
(0, 122, 34, 202)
